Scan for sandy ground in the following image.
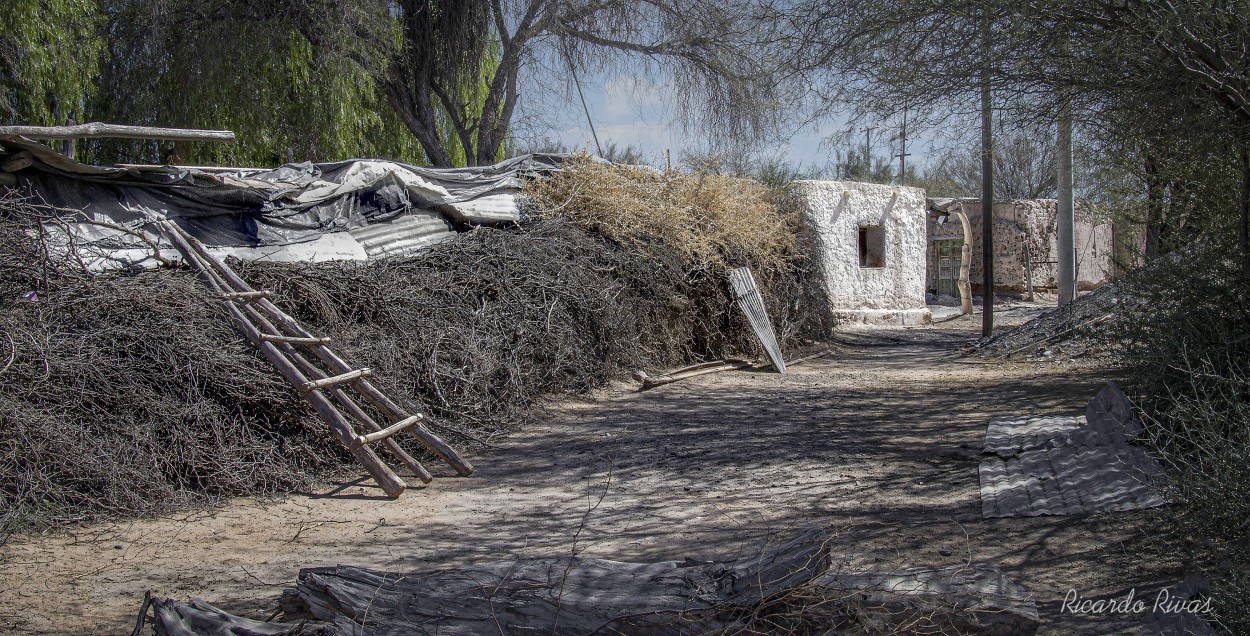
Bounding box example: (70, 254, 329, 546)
(0, 319, 1184, 635)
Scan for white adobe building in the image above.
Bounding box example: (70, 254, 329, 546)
(796, 181, 932, 326)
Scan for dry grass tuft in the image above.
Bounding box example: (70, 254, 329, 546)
(525, 154, 802, 274)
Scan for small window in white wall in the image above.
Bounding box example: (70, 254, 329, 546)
(858, 225, 885, 268)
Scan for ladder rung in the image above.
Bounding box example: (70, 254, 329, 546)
(222, 290, 271, 302)
(352, 415, 424, 448)
(301, 368, 371, 393)
(259, 334, 330, 346)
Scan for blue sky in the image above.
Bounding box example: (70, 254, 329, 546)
(530, 71, 942, 174)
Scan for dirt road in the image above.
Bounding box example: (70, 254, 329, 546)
(0, 325, 1179, 634)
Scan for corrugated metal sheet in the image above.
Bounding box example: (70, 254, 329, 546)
(982, 415, 1084, 456)
(979, 441, 1166, 518)
(442, 192, 523, 224)
(211, 232, 367, 263)
(4, 135, 567, 268)
(978, 388, 1166, 518)
(729, 267, 786, 372)
(815, 562, 1039, 627)
(980, 399, 1165, 517)
(349, 211, 454, 259)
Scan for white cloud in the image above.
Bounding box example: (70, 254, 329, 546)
(600, 75, 672, 122)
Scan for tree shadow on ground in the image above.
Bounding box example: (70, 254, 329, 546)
(301, 329, 1179, 635)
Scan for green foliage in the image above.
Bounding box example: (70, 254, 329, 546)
(3, 0, 768, 168)
(383, 0, 528, 166)
(0, 0, 103, 126)
(2, 0, 515, 167)
(88, 0, 424, 166)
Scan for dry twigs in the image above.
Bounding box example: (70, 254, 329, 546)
(0, 206, 336, 533)
(525, 154, 800, 273)
(974, 284, 1124, 359)
(525, 155, 832, 361)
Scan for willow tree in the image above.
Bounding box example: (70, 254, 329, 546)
(0, 0, 102, 126)
(381, 0, 784, 167)
(90, 0, 422, 166)
(86, 0, 779, 168)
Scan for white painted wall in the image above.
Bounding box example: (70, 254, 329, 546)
(796, 181, 931, 326)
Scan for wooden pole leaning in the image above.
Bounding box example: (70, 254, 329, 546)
(156, 218, 470, 472)
(160, 224, 407, 497)
(277, 340, 435, 484)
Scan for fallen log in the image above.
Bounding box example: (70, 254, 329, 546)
(142, 528, 1039, 635)
(149, 597, 330, 636)
(633, 348, 835, 390)
(634, 359, 756, 390)
(806, 562, 1041, 635)
(284, 529, 829, 635)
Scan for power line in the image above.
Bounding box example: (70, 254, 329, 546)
(567, 58, 603, 157)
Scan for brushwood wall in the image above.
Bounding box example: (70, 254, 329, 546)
(796, 181, 931, 326)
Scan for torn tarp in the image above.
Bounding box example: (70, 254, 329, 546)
(0, 136, 572, 268)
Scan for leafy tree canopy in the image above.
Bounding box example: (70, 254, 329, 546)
(0, 0, 102, 127)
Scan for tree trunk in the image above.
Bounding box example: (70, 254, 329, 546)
(956, 205, 975, 315)
(1144, 153, 1164, 259)
(384, 73, 454, 168)
(474, 38, 525, 166)
(143, 530, 1040, 636)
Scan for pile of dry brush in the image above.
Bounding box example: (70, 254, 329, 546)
(0, 161, 829, 532)
(973, 283, 1125, 359)
(0, 197, 337, 534)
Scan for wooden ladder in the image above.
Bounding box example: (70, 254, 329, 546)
(158, 221, 473, 498)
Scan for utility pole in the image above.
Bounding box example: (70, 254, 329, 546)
(896, 110, 911, 185)
(862, 126, 876, 178)
(980, 4, 995, 338)
(1057, 95, 1075, 305)
(568, 57, 603, 157)
(1056, 31, 1076, 306)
